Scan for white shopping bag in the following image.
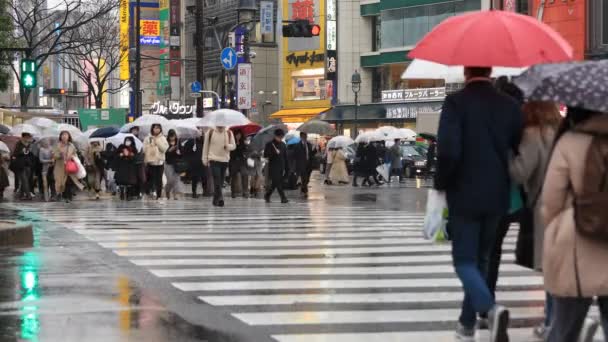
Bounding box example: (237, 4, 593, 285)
(376, 163, 390, 181)
(73, 156, 87, 179)
(423, 189, 449, 242)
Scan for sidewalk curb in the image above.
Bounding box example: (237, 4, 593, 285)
(0, 220, 33, 247)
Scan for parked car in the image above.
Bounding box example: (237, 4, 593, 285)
(400, 144, 427, 178)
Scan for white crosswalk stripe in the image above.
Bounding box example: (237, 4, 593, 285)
(16, 201, 546, 341)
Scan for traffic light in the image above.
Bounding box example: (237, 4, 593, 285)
(44, 88, 65, 95)
(282, 20, 321, 38)
(20, 59, 37, 89)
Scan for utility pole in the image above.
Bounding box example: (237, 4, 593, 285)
(195, 0, 204, 117)
(134, 0, 142, 117)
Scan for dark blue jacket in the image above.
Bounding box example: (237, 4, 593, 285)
(435, 80, 523, 217)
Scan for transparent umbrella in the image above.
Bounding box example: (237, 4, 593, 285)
(327, 135, 355, 149)
(57, 123, 82, 137)
(25, 117, 58, 130)
(0, 141, 9, 153)
(9, 124, 41, 137)
(107, 133, 143, 152)
(121, 114, 176, 135)
(250, 124, 288, 152)
(298, 120, 335, 135)
(355, 131, 384, 144)
(200, 109, 250, 127)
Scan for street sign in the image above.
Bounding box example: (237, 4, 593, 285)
(220, 48, 237, 70)
(190, 92, 201, 98)
(190, 80, 202, 93)
(237, 63, 252, 110)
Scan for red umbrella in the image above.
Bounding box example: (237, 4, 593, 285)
(231, 123, 262, 136)
(409, 10, 573, 67)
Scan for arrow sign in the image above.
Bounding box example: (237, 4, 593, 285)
(190, 80, 202, 93)
(220, 47, 237, 70)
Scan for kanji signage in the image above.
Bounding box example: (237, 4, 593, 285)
(260, 1, 274, 35)
(285, 51, 324, 67)
(381, 87, 446, 103)
(291, 0, 314, 21)
(385, 104, 442, 119)
(140, 20, 160, 36)
(237, 63, 252, 110)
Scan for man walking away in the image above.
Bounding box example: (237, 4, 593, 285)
(11, 133, 35, 200)
(388, 138, 404, 183)
(264, 129, 289, 204)
(434, 66, 523, 342)
(294, 132, 314, 196)
(203, 125, 235, 207)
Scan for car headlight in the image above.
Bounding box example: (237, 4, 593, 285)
(415, 161, 426, 167)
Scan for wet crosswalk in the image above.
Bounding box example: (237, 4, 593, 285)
(13, 200, 547, 341)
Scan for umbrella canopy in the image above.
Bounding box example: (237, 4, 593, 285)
(355, 131, 384, 144)
(388, 128, 417, 141)
(174, 126, 201, 140)
(57, 123, 82, 137)
(25, 117, 58, 129)
(9, 124, 41, 137)
(402, 59, 526, 83)
(376, 126, 398, 137)
(0, 141, 9, 153)
(250, 124, 288, 152)
(327, 135, 355, 149)
(284, 130, 300, 142)
(0, 124, 10, 135)
(121, 114, 175, 135)
(297, 120, 336, 135)
(107, 133, 143, 152)
(90, 126, 120, 139)
(286, 136, 301, 145)
(514, 60, 608, 113)
(83, 128, 97, 138)
(231, 123, 262, 136)
(0, 135, 19, 153)
(409, 10, 573, 67)
(200, 109, 250, 128)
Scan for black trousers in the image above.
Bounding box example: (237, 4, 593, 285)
(147, 165, 164, 198)
(210, 161, 227, 204)
(299, 170, 311, 193)
(191, 167, 207, 195)
(266, 175, 286, 200)
(18, 167, 32, 196)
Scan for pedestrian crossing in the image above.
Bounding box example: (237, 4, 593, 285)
(11, 200, 547, 341)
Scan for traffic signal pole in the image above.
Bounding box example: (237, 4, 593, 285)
(195, 0, 204, 117)
(134, 0, 142, 117)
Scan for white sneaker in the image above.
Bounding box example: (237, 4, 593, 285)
(455, 323, 475, 342)
(578, 318, 599, 342)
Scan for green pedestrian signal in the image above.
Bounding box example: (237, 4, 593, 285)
(20, 59, 37, 89)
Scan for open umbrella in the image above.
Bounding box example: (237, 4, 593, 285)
(297, 120, 335, 135)
(0, 135, 19, 153)
(286, 136, 301, 145)
(402, 59, 526, 83)
(25, 117, 58, 129)
(9, 124, 40, 137)
(90, 126, 120, 139)
(355, 131, 384, 144)
(250, 124, 288, 152)
(0, 124, 10, 135)
(121, 114, 175, 135)
(83, 128, 97, 138)
(107, 133, 143, 152)
(0, 141, 9, 153)
(200, 109, 250, 127)
(409, 10, 573, 67)
(231, 123, 262, 136)
(57, 123, 82, 136)
(514, 60, 608, 113)
(327, 135, 354, 149)
(388, 128, 417, 141)
(376, 126, 398, 137)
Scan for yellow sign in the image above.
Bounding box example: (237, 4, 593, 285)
(119, 0, 129, 81)
(140, 20, 160, 37)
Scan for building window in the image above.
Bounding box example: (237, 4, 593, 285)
(291, 68, 325, 101)
(372, 16, 381, 51)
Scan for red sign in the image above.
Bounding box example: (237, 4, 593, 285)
(291, 0, 314, 22)
(170, 49, 180, 76)
(502, 0, 515, 11)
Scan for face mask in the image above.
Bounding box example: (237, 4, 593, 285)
(125, 141, 132, 146)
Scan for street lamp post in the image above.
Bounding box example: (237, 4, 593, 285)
(351, 70, 362, 138)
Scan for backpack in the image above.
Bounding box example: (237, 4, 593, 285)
(573, 134, 608, 241)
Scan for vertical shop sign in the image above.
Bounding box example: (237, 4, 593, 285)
(260, 1, 274, 35)
(119, 0, 129, 80)
(169, 0, 181, 77)
(158, 0, 170, 97)
(237, 63, 252, 110)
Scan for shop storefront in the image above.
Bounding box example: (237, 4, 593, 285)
(270, 0, 333, 127)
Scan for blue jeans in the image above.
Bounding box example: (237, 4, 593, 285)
(449, 214, 500, 329)
(548, 296, 608, 342)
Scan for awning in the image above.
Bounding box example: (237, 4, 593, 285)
(270, 107, 330, 123)
(317, 102, 443, 122)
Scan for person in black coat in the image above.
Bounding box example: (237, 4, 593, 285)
(229, 130, 249, 198)
(363, 142, 381, 186)
(293, 132, 315, 196)
(434, 67, 523, 338)
(352, 142, 366, 187)
(264, 129, 288, 204)
(114, 137, 138, 200)
(182, 133, 206, 198)
(11, 133, 36, 200)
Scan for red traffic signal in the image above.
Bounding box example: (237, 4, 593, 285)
(282, 20, 321, 38)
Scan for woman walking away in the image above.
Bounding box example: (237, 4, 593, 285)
(0, 149, 9, 201)
(11, 133, 36, 200)
(85, 140, 104, 200)
(115, 137, 138, 200)
(183, 130, 205, 198)
(230, 130, 249, 198)
(165, 129, 182, 200)
(202, 125, 235, 207)
(543, 107, 608, 342)
(507, 101, 561, 339)
(144, 123, 169, 200)
(328, 147, 349, 185)
(53, 131, 79, 203)
(39, 140, 54, 201)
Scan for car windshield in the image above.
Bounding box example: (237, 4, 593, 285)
(400, 145, 420, 156)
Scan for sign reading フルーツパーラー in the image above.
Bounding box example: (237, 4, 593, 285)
(381, 87, 446, 103)
(78, 108, 128, 130)
(237, 63, 252, 110)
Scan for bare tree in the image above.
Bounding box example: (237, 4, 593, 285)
(58, 10, 126, 109)
(7, 0, 117, 110)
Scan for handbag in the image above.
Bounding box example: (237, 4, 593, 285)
(65, 159, 78, 175)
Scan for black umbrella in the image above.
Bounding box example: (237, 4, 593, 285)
(418, 132, 437, 141)
(250, 124, 288, 151)
(0, 124, 10, 135)
(90, 126, 120, 139)
(514, 60, 608, 112)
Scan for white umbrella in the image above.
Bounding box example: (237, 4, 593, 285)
(376, 126, 399, 137)
(173, 120, 201, 139)
(25, 117, 58, 129)
(174, 117, 207, 127)
(387, 128, 417, 141)
(121, 114, 176, 135)
(9, 124, 41, 137)
(327, 135, 355, 149)
(402, 59, 526, 83)
(355, 131, 384, 144)
(0, 141, 9, 153)
(57, 123, 82, 137)
(107, 133, 143, 152)
(200, 109, 250, 128)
